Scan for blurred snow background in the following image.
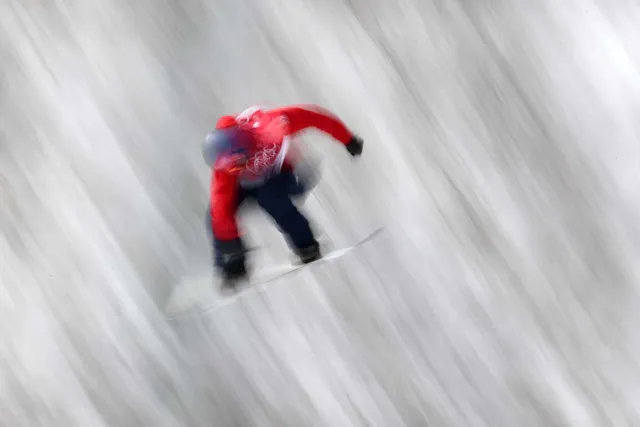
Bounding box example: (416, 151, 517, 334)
(1, 0, 640, 426)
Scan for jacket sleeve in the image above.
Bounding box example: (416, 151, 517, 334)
(209, 168, 240, 241)
(274, 104, 355, 145)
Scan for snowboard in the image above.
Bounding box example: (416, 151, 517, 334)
(165, 226, 384, 319)
(246, 226, 383, 285)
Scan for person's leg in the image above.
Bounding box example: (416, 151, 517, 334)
(288, 157, 321, 200)
(279, 170, 307, 197)
(253, 174, 321, 262)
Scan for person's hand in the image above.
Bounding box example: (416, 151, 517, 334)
(218, 238, 247, 280)
(346, 135, 363, 157)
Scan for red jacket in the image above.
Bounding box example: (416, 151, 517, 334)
(209, 104, 355, 241)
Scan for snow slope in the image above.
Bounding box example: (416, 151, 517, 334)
(2, 0, 640, 425)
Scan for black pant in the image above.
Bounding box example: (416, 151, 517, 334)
(206, 171, 316, 268)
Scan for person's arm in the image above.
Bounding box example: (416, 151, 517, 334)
(209, 168, 241, 242)
(274, 104, 364, 157)
(275, 104, 355, 144)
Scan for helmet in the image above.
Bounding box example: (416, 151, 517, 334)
(202, 115, 249, 167)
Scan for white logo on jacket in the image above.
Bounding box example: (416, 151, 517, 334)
(246, 144, 278, 175)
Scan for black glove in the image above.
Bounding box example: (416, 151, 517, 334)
(346, 135, 364, 157)
(217, 238, 247, 280)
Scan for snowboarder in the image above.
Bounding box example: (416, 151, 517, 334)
(202, 104, 364, 286)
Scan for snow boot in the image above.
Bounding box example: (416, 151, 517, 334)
(295, 241, 322, 264)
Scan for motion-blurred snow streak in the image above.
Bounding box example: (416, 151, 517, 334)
(1, 0, 640, 426)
